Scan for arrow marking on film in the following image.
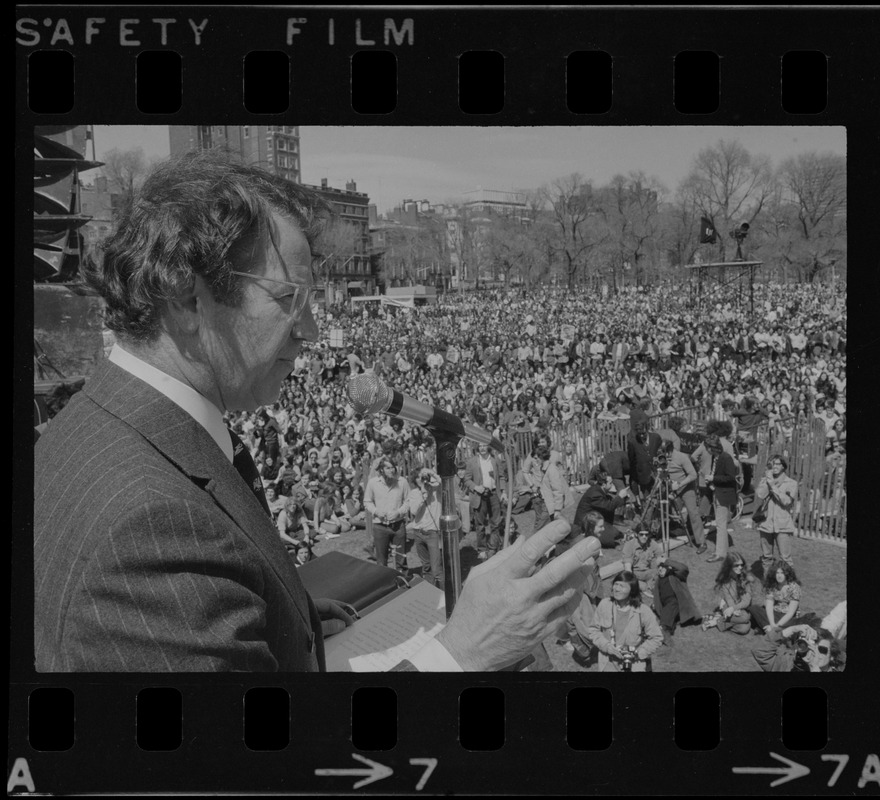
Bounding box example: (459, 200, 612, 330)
(315, 753, 393, 789)
(732, 752, 810, 787)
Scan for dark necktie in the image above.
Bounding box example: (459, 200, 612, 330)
(229, 430, 271, 517)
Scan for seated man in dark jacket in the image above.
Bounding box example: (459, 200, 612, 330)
(587, 449, 630, 491)
(572, 469, 631, 547)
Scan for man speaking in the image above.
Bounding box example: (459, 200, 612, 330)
(34, 151, 594, 672)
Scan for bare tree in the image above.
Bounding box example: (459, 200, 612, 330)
(597, 171, 667, 286)
(541, 174, 606, 289)
(381, 222, 445, 287)
(478, 213, 544, 287)
(776, 151, 846, 282)
(677, 139, 774, 262)
(314, 219, 360, 298)
(101, 147, 150, 202)
(658, 193, 702, 272)
(752, 182, 799, 282)
(519, 190, 556, 289)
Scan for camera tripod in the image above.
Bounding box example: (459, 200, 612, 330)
(633, 471, 675, 557)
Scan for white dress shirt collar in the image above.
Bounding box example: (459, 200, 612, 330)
(108, 344, 233, 463)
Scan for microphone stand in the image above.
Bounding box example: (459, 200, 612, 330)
(432, 428, 537, 671)
(432, 428, 463, 620)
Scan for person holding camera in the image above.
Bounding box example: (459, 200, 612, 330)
(752, 621, 843, 672)
(407, 467, 444, 589)
(754, 455, 798, 571)
(587, 571, 663, 672)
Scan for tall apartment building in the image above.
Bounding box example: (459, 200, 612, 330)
(168, 125, 301, 183)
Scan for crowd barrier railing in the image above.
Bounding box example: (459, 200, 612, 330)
(367, 406, 844, 545)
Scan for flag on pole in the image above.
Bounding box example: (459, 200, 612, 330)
(699, 216, 717, 244)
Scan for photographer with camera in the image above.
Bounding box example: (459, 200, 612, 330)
(587, 570, 663, 672)
(407, 467, 444, 589)
(752, 621, 844, 672)
(754, 455, 798, 571)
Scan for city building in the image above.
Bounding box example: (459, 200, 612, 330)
(169, 125, 301, 183)
(369, 199, 452, 291)
(303, 178, 373, 302)
(461, 186, 528, 222)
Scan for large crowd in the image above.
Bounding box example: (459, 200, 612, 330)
(222, 280, 846, 671)
(226, 280, 845, 520)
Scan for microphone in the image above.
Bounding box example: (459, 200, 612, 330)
(347, 373, 504, 452)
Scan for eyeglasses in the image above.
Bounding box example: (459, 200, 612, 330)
(229, 270, 316, 317)
(817, 645, 830, 655)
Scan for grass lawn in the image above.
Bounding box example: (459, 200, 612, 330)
(310, 489, 846, 672)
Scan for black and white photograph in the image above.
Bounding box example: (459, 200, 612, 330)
(16, 5, 876, 796)
(32, 123, 847, 674)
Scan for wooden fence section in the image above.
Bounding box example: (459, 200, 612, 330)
(785, 418, 846, 543)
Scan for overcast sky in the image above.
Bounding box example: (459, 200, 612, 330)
(92, 125, 845, 215)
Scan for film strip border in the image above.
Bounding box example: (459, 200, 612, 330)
(24, 47, 830, 117)
(13, 5, 877, 796)
(14, 8, 871, 121)
(9, 680, 879, 794)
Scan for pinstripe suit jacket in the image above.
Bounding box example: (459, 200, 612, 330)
(34, 360, 325, 672)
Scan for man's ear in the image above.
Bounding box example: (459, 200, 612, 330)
(165, 276, 208, 335)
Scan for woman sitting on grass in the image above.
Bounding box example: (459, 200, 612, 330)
(748, 560, 811, 634)
(703, 550, 753, 634)
(312, 483, 344, 539)
(340, 482, 367, 530)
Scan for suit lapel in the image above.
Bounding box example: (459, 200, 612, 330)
(84, 360, 315, 634)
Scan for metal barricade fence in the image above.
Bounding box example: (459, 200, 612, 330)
(362, 407, 845, 545)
